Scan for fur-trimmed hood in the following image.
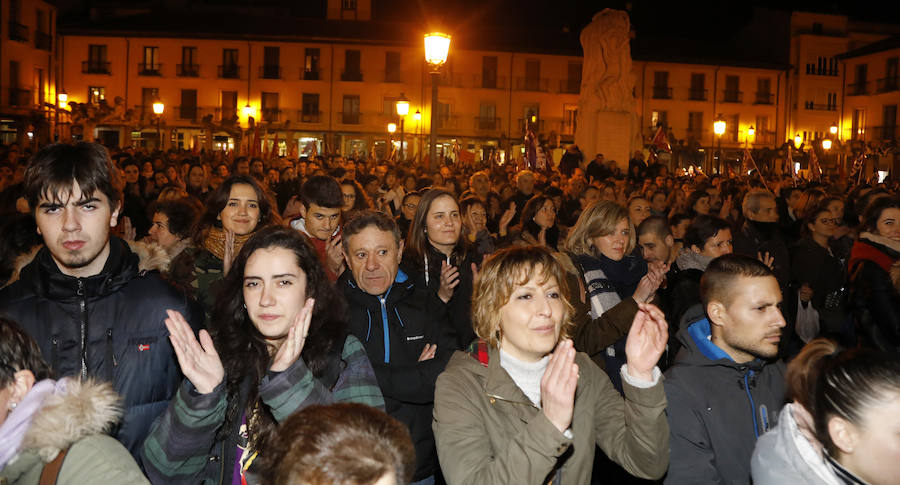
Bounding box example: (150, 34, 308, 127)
(22, 379, 122, 463)
(3, 238, 170, 288)
(675, 248, 714, 272)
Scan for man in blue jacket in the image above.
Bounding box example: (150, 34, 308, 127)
(340, 210, 455, 485)
(664, 254, 787, 484)
(0, 142, 201, 459)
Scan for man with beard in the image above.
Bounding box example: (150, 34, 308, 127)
(664, 255, 787, 484)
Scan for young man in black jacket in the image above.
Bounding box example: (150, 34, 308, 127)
(0, 142, 202, 459)
(340, 210, 455, 484)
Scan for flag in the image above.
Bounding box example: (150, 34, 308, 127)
(809, 148, 822, 181)
(742, 147, 753, 175)
(652, 124, 671, 152)
(524, 126, 537, 170)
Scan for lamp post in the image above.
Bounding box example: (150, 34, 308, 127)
(413, 109, 422, 161)
(794, 134, 802, 148)
(424, 32, 451, 170)
(713, 114, 726, 174)
(152, 99, 165, 150)
(387, 123, 397, 159)
(395, 93, 410, 162)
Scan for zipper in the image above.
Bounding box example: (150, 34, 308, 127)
(50, 336, 59, 370)
(77, 279, 88, 380)
(484, 392, 537, 409)
(379, 296, 390, 363)
(743, 370, 760, 439)
(106, 328, 116, 382)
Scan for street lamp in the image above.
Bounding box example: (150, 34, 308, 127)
(713, 114, 726, 174)
(829, 123, 838, 136)
(822, 138, 832, 150)
(424, 32, 451, 170)
(152, 99, 165, 150)
(57, 91, 68, 110)
(396, 93, 410, 161)
(794, 134, 802, 148)
(387, 123, 397, 159)
(387, 122, 397, 134)
(414, 109, 422, 161)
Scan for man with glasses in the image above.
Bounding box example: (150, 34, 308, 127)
(395, 191, 421, 238)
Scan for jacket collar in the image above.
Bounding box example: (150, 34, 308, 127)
(677, 318, 768, 373)
(342, 268, 412, 303)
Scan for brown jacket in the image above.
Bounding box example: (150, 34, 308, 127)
(432, 344, 669, 485)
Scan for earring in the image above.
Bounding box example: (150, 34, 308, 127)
(242, 303, 246, 309)
(9, 402, 16, 410)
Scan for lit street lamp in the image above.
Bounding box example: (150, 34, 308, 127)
(396, 93, 409, 161)
(713, 114, 726, 174)
(822, 138, 832, 150)
(414, 109, 422, 161)
(424, 32, 451, 170)
(829, 123, 838, 136)
(794, 134, 802, 148)
(152, 99, 165, 149)
(387, 123, 397, 159)
(57, 91, 68, 110)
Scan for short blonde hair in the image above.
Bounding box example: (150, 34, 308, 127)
(472, 246, 575, 349)
(564, 200, 635, 257)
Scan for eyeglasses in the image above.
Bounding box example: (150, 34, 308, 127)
(819, 218, 841, 225)
(403, 203, 418, 209)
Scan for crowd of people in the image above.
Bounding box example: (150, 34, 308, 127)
(0, 140, 898, 485)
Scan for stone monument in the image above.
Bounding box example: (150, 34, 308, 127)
(575, 9, 641, 170)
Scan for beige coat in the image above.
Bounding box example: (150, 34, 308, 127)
(432, 344, 669, 485)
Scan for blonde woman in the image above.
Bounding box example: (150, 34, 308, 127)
(432, 246, 669, 484)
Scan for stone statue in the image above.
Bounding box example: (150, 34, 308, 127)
(575, 9, 642, 168)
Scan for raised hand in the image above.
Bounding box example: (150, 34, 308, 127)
(541, 339, 579, 433)
(270, 298, 315, 372)
(438, 260, 460, 303)
(499, 202, 516, 236)
(326, 234, 345, 276)
(165, 309, 224, 395)
(757, 251, 775, 270)
(121, 216, 136, 241)
(223, 229, 235, 276)
(624, 303, 668, 382)
(282, 196, 304, 221)
(418, 343, 437, 362)
(799, 283, 813, 303)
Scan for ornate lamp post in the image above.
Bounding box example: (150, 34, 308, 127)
(152, 99, 165, 149)
(424, 32, 450, 170)
(413, 109, 422, 160)
(395, 93, 410, 162)
(713, 114, 726, 174)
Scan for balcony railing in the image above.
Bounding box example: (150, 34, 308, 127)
(299, 110, 322, 123)
(685, 129, 708, 140)
(216, 107, 238, 122)
(382, 70, 403, 83)
(138, 63, 162, 76)
(518, 118, 545, 132)
(178, 105, 199, 120)
(753, 131, 776, 145)
(652, 86, 673, 99)
(803, 101, 837, 111)
(35, 31, 52, 51)
(722, 90, 743, 103)
(8, 22, 28, 42)
(218, 65, 240, 79)
(82, 61, 111, 74)
(436, 115, 459, 129)
(560, 79, 580, 94)
(8, 88, 31, 107)
(474, 75, 507, 89)
(338, 111, 362, 124)
(340, 70, 363, 82)
(877, 77, 899, 93)
(177, 64, 199, 77)
(261, 108, 281, 122)
(754, 92, 774, 105)
(805, 64, 839, 76)
(871, 125, 899, 141)
(848, 81, 869, 96)
(260, 66, 281, 79)
(688, 88, 708, 101)
(515, 77, 550, 92)
(435, 73, 465, 88)
(475, 116, 501, 131)
(302, 70, 320, 81)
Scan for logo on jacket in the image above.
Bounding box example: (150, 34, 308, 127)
(138, 344, 151, 351)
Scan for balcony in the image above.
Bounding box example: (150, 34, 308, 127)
(515, 77, 550, 92)
(475, 116, 501, 131)
(82, 61, 111, 75)
(436, 115, 459, 130)
(261, 108, 281, 122)
(35, 32, 52, 51)
(848, 81, 869, 96)
(382, 70, 403, 83)
(688, 88, 708, 101)
(435, 73, 465, 88)
(138, 63, 162, 76)
(722, 90, 743, 103)
(218, 65, 240, 79)
(8, 22, 28, 42)
(298, 110, 322, 123)
(877, 77, 899, 93)
(518, 118, 545, 133)
(302, 70, 320, 81)
(177, 64, 199, 77)
(338, 111, 362, 125)
(871, 125, 899, 141)
(803, 101, 837, 111)
(805, 64, 839, 76)
(178, 105, 199, 120)
(753, 131, 776, 145)
(685, 129, 708, 141)
(260, 66, 281, 80)
(560, 79, 580, 94)
(754, 92, 774, 105)
(474, 75, 507, 89)
(340, 70, 363, 82)
(652, 86, 672, 99)
(215, 107, 238, 122)
(8, 88, 31, 107)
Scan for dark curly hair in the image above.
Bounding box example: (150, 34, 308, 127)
(211, 225, 348, 442)
(0, 316, 52, 387)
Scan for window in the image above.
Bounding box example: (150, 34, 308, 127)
(141, 47, 160, 75)
(755, 116, 769, 142)
(221, 49, 239, 78)
(524, 59, 541, 91)
(179, 47, 198, 76)
(565, 62, 581, 93)
(852, 108, 866, 139)
(85, 45, 109, 74)
(180, 89, 198, 119)
(729, 114, 740, 142)
(689, 73, 706, 100)
(482, 56, 498, 89)
(342, 95, 360, 124)
(343, 50, 362, 81)
(478, 103, 497, 130)
(756, 78, 772, 104)
(724, 75, 740, 102)
(220, 91, 237, 121)
(262, 47, 280, 79)
(884, 58, 899, 92)
(384, 51, 401, 83)
(35, 9, 51, 50)
(563, 104, 577, 134)
(436, 102, 452, 128)
(342, 0, 357, 9)
(88, 86, 105, 104)
(652, 71, 670, 99)
(302, 93, 320, 122)
(8, 0, 26, 42)
(687, 111, 703, 134)
(884, 105, 897, 140)
(141, 87, 159, 118)
(304, 48, 320, 80)
(382, 96, 399, 117)
(261, 92, 279, 121)
(650, 110, 667, 128)
(827, 92, 838, 111)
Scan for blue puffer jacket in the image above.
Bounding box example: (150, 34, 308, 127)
(0, 237, 203, 460)
(663, 319, 787, 485)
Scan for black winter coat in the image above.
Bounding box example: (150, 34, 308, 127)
(848, 235, 900, 353)
(0, 237, 202, 458)
(339, 269, 456, 481)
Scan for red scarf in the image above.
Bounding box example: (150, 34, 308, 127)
(849, 239, 896, 275)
